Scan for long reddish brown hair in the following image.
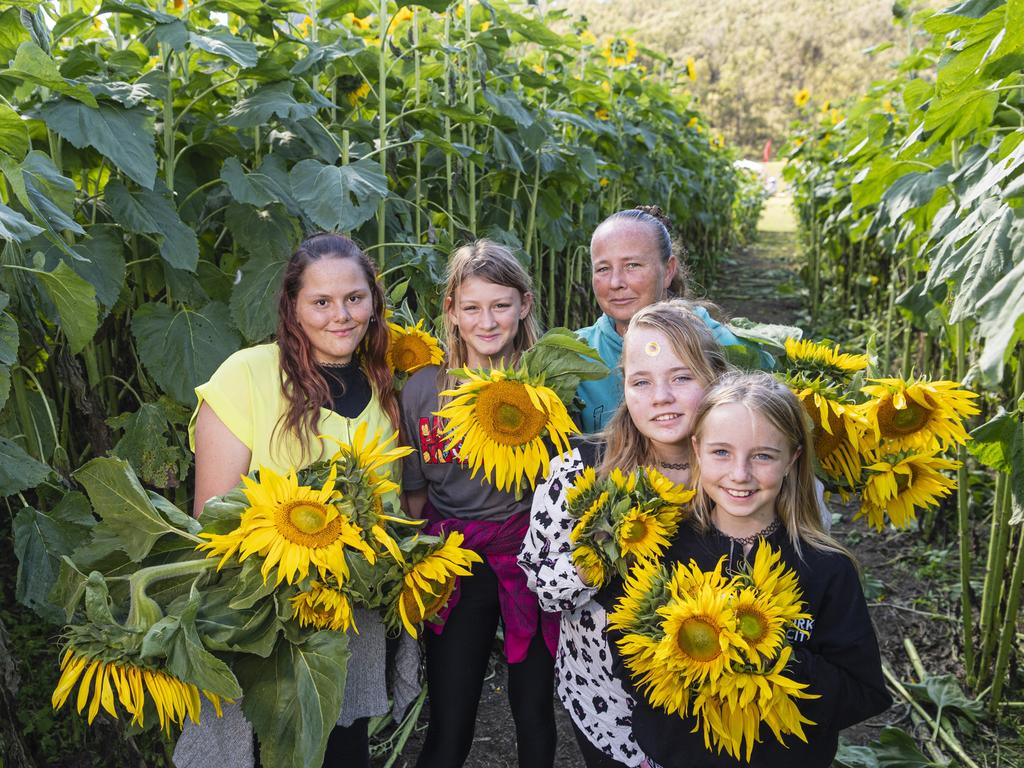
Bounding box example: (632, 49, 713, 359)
(275, 233, 398, 463)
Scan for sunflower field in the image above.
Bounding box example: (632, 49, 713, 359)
(0, 0, 763, 762)
(785, 0, 1024, 742)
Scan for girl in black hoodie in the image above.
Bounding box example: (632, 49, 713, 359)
(607, 372, 891, 768)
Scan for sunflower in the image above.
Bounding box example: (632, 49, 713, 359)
(654, 580, 744, 689)
(566, 465, 599, 509)
(436, 369, 577, 494)
(569, 490, 610, 544)
(731, 587, 788, 663)
(794, 88, 810, 107)
(387, 320, 444, 375)
(326, 421, 413, 498)
(745, 543, 807, 625)
(602, 36, 637, 67)
(345, 82, 371, 107)
(686, 56, 697, 81)
(644, 467, 696, 506)
(395, 532, 482, 637)
(291, 581, 356, 633)
(608, 558, 672, 636)
(791, 381, 868, 487)
(861, 377, 979, 452)
(616, 506, 676, 562)
(387, 5, 413, 36)
(53, 646, 225, 733)
(572, 544, 608, 588)
(609, 467, 638, 493)
(859, 450, 959, 529)
(784, 337, 870, 379)
(197, 464, 372, 586)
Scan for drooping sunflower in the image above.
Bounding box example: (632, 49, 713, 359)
(784, 337, 870, 380)
(569, 490, 610, 544)
(643, 467, 696, 506)
(291, 581, 356, 633)
(436, 369, 577, 494)
(386, 319, 445, 375)
(861, 377, 979, 452)
(654, 580, 744, 689)
(395, 532, 482, 637)
(791, 379, 869, 487)
(197, 464, 372, 586)
(616, 506, 676, 562)
(53, 646, 225, 733)
(572, 544, 609, 588)
(859, 450, 959, 529)
(608, 558, 672, 636)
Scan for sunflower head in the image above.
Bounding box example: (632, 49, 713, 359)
(859, 449, 959, 529)
(569, 490, 611, 544)
(393, 531, 482, 637)
(616, 506, 674, 562)
(861, 377, 979, 452)
(291, 581, 356, 632)
(572, 544, 609, 588)
(642, 467, 696, 506)
(789, 380, 868, 487)
(566, 466, 599, 509)
(784, 337, 869, 381)
(387, 320, 445, 375)
(437, 369, 577, 494)
(608, 558, 672, 636)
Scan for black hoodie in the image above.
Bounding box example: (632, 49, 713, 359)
(604, 521, 892, 768)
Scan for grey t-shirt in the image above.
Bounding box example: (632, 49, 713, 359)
(400, 365, 531, 522)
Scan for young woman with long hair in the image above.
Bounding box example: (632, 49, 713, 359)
(401, 239, 558, 768)
(519, 300, 730, 767)
(176, 233, 410, 768)
(612, 371, 890, 768)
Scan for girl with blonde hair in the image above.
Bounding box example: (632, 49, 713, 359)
(401, 239, 556, 768)
(519, 299, 729, 767)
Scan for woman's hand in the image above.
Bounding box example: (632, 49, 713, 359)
(193, 403, 252, 518)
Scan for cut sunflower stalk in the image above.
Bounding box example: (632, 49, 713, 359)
(608, 544, 818, 762)
(435, 328, 608, 496)
(567, 466, 694, 587)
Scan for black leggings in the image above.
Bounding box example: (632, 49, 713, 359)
(570, 718, 631, 768)
(415, 561, 556, 768)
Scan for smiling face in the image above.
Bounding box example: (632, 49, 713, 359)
(446, 276, 532, 369)
(294, 257, 374, 365)
(591, 220, 678, 335)
(694, 402, 799, 538)
(622, 327, 707, 459)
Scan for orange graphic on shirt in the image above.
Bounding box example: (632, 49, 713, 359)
(418, 416, 464, 464)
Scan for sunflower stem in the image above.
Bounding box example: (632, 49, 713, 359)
(126, 558, 216, 629)
(954, 319, 975, 680)
(989, 523, 1024, 712)
(975, 471, 1009, 687)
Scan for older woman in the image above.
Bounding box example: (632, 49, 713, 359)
(576, 206, 773, 433)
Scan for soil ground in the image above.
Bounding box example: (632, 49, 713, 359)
(375, 173, 1021, 767)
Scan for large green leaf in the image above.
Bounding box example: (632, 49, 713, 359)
(74, 456, 193, 562)
(109, 402, 191, 489)
(132, 301, 241, 405)
(905, 674, 984, 735)
(106, 181, 199, 271)
(288, 158, 388, 232)
(0, 151, 83, 237)
(1, 41, 97, 106)
(0, 201, 43, 241)
(39, 98, 157, 189)
(224, 82, 316, 128)
(13, 492, 94, 623)
(62, 226, 126, 310)
(0, 435, 52, 495)
(0, 301, 15, 411)
(230, 251, 288, 343)
(834, 727, 944, 768)
(224, 202, 300, 256)
(221, 157, 285, 207)
(33, 261, 98, 353)
(0, 8, 31, 63)
(969, 408, 1024, 524)
(141, 584, 243, 698)
(0, 102, 30, 160)
(238, 630, 349, 768)
(976, 254, 1024, 384)
(189, 27, 259, 68)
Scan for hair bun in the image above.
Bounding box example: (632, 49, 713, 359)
(634, 204, 674, 234)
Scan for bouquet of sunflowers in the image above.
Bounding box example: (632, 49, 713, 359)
(778, 338, 978, 529)
(608, 543, 818, 762)
(32, 424, 479, 768)
(567, 466, 695, 588)
(436, 328, 609, 496)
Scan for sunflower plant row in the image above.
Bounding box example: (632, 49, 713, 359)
(567, 465, 695, 588)
(608, 543, 816, 762)
(36, 425, 480, 768)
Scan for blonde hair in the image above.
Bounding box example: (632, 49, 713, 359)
(439, 239, 541, 395)
(597, 300, 729, 477)
(689, 371, 853, 562)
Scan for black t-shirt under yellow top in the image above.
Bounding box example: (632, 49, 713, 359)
(319, 361, 372, 418)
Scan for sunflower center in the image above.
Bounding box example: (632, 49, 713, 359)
(395, 338, 429, 371)
(474, 381, 548, 446)
(895, 468, 913, 492)
(622, 519, 649, 543)
(736, 607, 768, 643)
(877, 399, 928, 437)
(677, 616, 722, 662)
(275, 501, 342, 547)
(403, 577, 455, 624)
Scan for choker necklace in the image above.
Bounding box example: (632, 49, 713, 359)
(714, 518, 781, 546)
(658, 460, 690, 471)
(318, 359, 357, 369)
